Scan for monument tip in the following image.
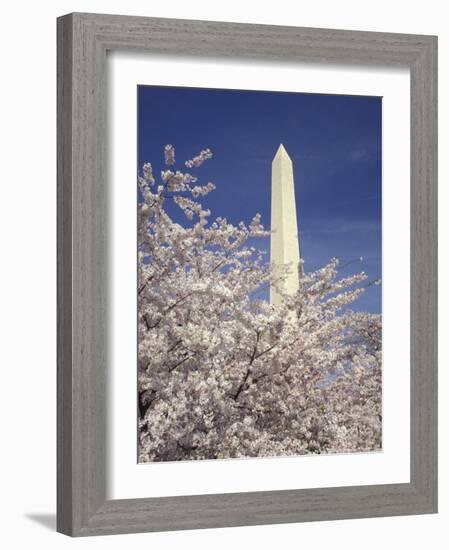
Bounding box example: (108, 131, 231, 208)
(274, 143, 290, 160)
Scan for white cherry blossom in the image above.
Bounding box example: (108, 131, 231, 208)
(138, 146, 382, 462)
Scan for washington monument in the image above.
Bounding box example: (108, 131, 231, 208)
(270, 144, 301, 306)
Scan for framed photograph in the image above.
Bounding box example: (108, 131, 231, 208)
(57, 12, 437, 536)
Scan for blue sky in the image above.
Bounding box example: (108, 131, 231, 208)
(138, 86, 382, 314)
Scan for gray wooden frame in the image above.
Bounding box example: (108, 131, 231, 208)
(57, 12, 438, 537)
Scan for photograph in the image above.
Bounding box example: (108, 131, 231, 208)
(0, 1, 441, 543)
(137, 86, 382, 463)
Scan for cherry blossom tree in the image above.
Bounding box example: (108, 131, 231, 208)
(138, 145, 382, 462)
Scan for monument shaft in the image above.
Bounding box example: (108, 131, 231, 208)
(270, 144, 300, 306)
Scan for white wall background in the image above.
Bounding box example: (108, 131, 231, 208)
(0, 1, 445, 548)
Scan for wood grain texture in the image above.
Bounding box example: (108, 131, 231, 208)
(57, 13, 74, 536)
(57, 12, 438, 536)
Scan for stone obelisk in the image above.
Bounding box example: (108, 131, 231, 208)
(270, 144, 301, 306)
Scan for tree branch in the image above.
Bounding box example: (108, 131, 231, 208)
(232, 330, 261, 400)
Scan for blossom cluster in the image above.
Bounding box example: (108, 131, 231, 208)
(138, 146, 382, 462)
(185, 148, 213, 168)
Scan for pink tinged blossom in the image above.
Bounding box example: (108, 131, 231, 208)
(191, 182, 216, 197)
(142, 162, 155, 186)
(164, 144, 176, 166)
(137, 145, 382, 462)
(185, 148, 213, 168)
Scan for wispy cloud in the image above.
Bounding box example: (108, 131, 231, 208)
(349, 147, 371, 162)
(301, 218, 381, 236)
